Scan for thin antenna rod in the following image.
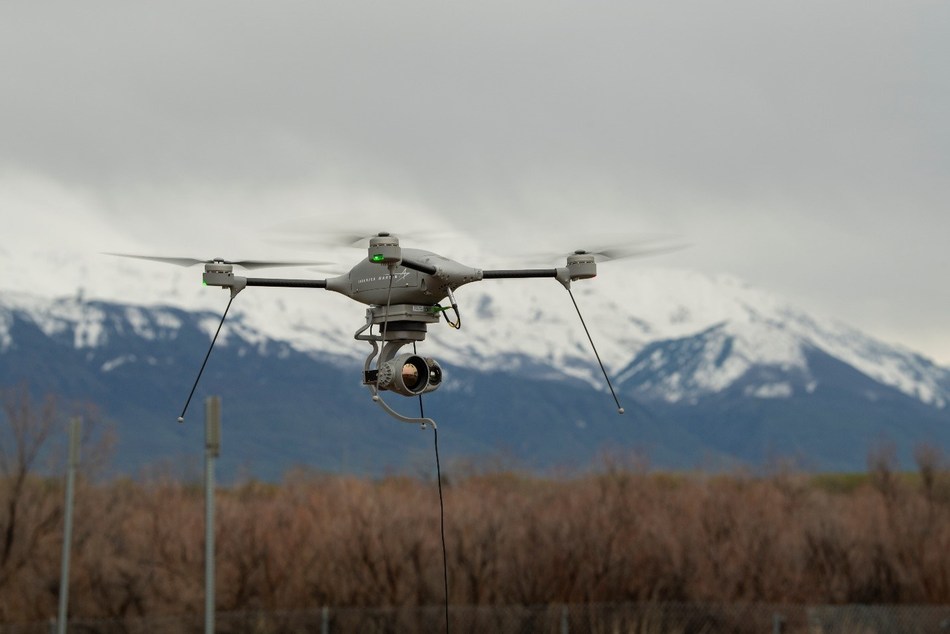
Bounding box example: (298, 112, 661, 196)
(178, 296, 235, 423)
(567, 288, 625, 415)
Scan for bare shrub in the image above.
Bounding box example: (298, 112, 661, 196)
(8, 441, 950, 623)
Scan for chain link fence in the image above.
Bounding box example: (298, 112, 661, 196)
(5, 602, 950, 634)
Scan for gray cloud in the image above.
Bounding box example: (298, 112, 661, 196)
(1, 0, 948, 357)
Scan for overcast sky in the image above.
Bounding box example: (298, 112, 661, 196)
(1, 1, 949, 360)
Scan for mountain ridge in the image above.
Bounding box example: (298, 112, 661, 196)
(3, 256, 947, 409)
(3, 242, 950, 478)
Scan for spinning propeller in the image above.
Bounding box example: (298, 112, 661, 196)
(522, 235, 688, 264)
(106, 253, 334, 270)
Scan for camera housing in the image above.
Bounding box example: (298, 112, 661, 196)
(376, 353, 443, 396)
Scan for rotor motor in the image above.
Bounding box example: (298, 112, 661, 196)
(368, 232, 402, 265)
(566, 250, 597, 281)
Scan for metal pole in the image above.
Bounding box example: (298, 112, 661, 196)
(205, 397, 221, 634)
(57, 417, 81, 634)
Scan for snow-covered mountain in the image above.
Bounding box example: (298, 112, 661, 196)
(609, 279, 950, 408)
(2, 246, 947, 410)
(2, 242, 950, 476)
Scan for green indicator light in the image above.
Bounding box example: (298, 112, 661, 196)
(202, 281, 207, 286)
(371, 253, 386, 263)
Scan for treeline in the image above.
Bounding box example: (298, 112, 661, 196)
(3, 449, 950, 623)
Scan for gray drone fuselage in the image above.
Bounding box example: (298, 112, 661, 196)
(326, 248, 482, 306)
(203, 245, 595, 304)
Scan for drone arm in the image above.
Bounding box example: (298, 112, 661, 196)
(481, 268, 558, 279)
(245, 277, 328, 289)
(482, 267, 576, 289)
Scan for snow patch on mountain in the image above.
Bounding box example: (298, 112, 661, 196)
(0, 293, 105, 348)
(616, 300, 950, 407)
(617, 315, 812, 405)
(125, 306, 182, 341)
(101, 354, 136, 373)
(745, 382, 794, 399)
(0, 310, 12, 352)
(790, 314, 950, 407)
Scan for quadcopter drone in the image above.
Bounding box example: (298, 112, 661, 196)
(114, 232, 668, 427)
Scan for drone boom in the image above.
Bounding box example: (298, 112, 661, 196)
(482, 268, 558, 279)
(245, 278, 328, 289)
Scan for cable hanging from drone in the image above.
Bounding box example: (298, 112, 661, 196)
(435, 287, 461, 329)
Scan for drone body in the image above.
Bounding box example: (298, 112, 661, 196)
(329, 248, 482, 306)
(204, 240, 596, 307)
(111, 231, 646, 424)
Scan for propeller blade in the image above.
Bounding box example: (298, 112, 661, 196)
(516, 237, 688, 265)
(311, 231, 393, 249)
(583, 241, 689, 262)
(265, 219, 456, 249)
(306, 265, 347, 276)
(231, 259, 337, 270)
(104, 253, 335, 269)
(104, 253, 206, 267)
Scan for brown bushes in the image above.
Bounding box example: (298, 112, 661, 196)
(3, 455, 950, 622)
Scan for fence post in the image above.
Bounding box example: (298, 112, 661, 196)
(560, 605, 569, 634)
(57, 417, 81, 634)
(322, 605, 330, 634)
(205, 397, 221, 634)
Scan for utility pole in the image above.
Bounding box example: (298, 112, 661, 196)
(205, 397, 221, 634)
(57, 417, 81, 634)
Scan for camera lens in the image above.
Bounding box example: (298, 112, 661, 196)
(402, 362, 421, 389)
(428, 362, 442, 387)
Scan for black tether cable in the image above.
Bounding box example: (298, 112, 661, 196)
(433, 424, 449, 632)
(415, 343, 450, 633)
